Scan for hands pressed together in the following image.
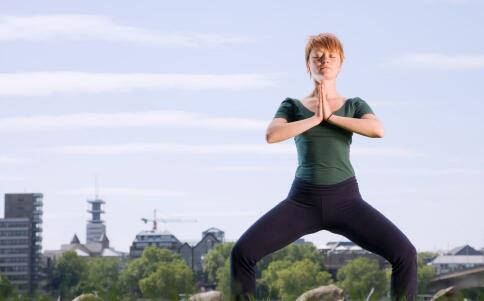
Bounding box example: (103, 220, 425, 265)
(316, 82, 334, 123)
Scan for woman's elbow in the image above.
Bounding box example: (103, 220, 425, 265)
(266, 130, 282, 143)
(373, 127, 384, 138)
(266, 132, 275, 143)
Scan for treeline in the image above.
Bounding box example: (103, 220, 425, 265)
(0, 243, 438, 300)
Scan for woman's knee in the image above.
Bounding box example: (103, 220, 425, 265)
(231, 240, 253, 262)
(395, 243, 417, 265)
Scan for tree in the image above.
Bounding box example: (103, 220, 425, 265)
(119, 246, 181, 297)
(337, 257, 388, 301)
(259, 260, 292, 299)
(0, 274, 16, 298)
(257, 243, 325, 273)
(261, 259, 333, 301)
(118, 246, 192, 299)
(217, 242, 329, 301)
(417, 252, 437, 294)
(77, 257, 122, 300)
(139, 260, 195, 300)
(203, 242, 234, 284)
(50, 251, 88, 299)
(216, 259, 231, 301)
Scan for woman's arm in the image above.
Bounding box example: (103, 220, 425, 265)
(319, 83, 383, 138)
(266, 116, 322, 143)
(327, 113, 384, 138)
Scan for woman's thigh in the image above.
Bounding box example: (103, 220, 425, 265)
(234, 197, 324, 262)
(323, 196, 415, 262)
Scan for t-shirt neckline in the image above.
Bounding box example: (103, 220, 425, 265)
(294, 97, 351, 114)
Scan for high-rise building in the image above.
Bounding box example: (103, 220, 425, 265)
(0, 193, 43, 294)
(86, 198, 106, 243)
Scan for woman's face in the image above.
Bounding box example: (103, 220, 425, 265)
(307, 47, 342, 83)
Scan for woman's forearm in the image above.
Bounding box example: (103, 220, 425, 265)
(266, 116, 321, 143)
(327, 115, 384, 138)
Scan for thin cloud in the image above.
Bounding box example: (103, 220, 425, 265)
(360, 167, 484, 176)
(206, 165, 294, 172)
(0, 110, 266, 132)
(0, 14, 253, 46)
(172, 211, 260, 218)
(0, 155, 29, 165)
(0, 72, 280, 97)
(61, 187, 188, 198)
(45, 143, 295, 155)
(424, 0, 474, 4)
(387, 52, 484, 70)
(351, 147, 423, 157)
(43, 143, 419, 157)
(0, 176, 25, 181)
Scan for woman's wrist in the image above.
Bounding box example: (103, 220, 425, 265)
(326, 112, 334, 122)
(309, 115, 323, 125)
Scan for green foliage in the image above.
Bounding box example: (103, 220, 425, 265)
(217, 242, 329, 300)
(416, 252, 437, 294)
(337, 257, 388, 301)
(257, 243, 325, 272)
(203, 242, 234, 284)
(73, 293, 103, 301)
(216, 258, 231, 301)
(119, 246, 181, 297)
(459, 287, 484, 300)
(0, 274, 16, 298)
(139, 259, 196, 300)
(118, 246, 195, 299)
(50, 251, 88, 299)
(257, 243, 328, 300)
(73, 257, 122, 300)
(48, 253, 123, 300)
(274, 259, 333, 301)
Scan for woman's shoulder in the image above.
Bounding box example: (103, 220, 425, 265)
(347, 97, 370, 106)
(282, 96, 299, 102)
(278, 97, 300, 107)
(347, 96, 362, 101)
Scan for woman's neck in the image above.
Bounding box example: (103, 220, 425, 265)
(310, 80, 344, 99)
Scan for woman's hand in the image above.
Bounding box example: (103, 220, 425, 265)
(314, 91, 324, 123)
(319, 82, 332, 121)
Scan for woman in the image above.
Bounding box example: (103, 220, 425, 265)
(230, 33, 417, 301)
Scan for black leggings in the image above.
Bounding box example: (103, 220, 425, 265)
(230, 176, 417, 301)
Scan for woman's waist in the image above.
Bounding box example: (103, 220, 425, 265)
(287, 175, 361, 200)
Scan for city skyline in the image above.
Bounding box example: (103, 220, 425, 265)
(1, 0, 483, 254)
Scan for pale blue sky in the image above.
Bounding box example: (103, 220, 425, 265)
(0, 0, 483, 253)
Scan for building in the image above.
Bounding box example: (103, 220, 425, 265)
(86, 198, 106, 243)
(179, 227, 225, 273)
(43, 196, 125, 261)
(446, 244, 483, 256)
(320, 240, 389, 278)
(44, 232, 126, 260)
(129, 229, 183, 258)
(430, 244, 484, 275)
(0, 193, 44, 295)
(129, 227, 225, 273)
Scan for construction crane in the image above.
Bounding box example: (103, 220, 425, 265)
(141, 209, 197, 231)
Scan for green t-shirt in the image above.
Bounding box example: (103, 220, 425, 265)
(273, 97, 375, 185)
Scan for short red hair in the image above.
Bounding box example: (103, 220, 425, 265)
(305, 33, 345, 73)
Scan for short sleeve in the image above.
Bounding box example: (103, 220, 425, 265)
(354, 98, 375, 118)
(273, 98, 295, 122)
